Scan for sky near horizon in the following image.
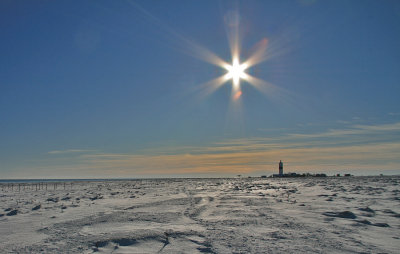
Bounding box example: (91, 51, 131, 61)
(1, 0, 400, 178)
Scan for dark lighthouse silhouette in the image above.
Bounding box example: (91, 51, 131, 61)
(279, 160, 283, 176)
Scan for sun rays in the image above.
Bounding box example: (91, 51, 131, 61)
(128, 2, 289, 108)
(191, 10, 285, 105)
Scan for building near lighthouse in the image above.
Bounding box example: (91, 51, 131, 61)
(271, 160, 329, 178)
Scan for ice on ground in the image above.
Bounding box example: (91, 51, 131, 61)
(1, 176, 399, 253)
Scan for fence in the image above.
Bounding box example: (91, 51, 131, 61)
(0, 182, 73, 192)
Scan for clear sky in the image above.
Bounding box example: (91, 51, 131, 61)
(1, 0, 400, 178)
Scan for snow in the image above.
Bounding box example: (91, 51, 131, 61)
(1, 176, 399, 253)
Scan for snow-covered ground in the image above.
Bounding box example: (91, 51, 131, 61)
(1, 176, 399, 253)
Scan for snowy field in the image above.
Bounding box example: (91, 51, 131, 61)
(0, 176, 399, 253)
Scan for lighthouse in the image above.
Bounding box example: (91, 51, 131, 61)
(279, 160, 283, 176)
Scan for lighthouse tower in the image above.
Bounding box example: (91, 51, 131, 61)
(279, 160, 283, 176)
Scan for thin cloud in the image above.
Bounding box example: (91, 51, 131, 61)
(288, 122, 400, 139)
(40, 122, 400, 176)
(73, 141, 400, 176)
(353, 122, 400, 131)
(48, 149, 96, 155)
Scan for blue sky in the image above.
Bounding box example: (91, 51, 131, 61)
(1, 0, 399, 178)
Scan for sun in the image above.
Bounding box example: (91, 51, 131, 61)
(187, 11, 279, 102)
(224, 58, 248, 90)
